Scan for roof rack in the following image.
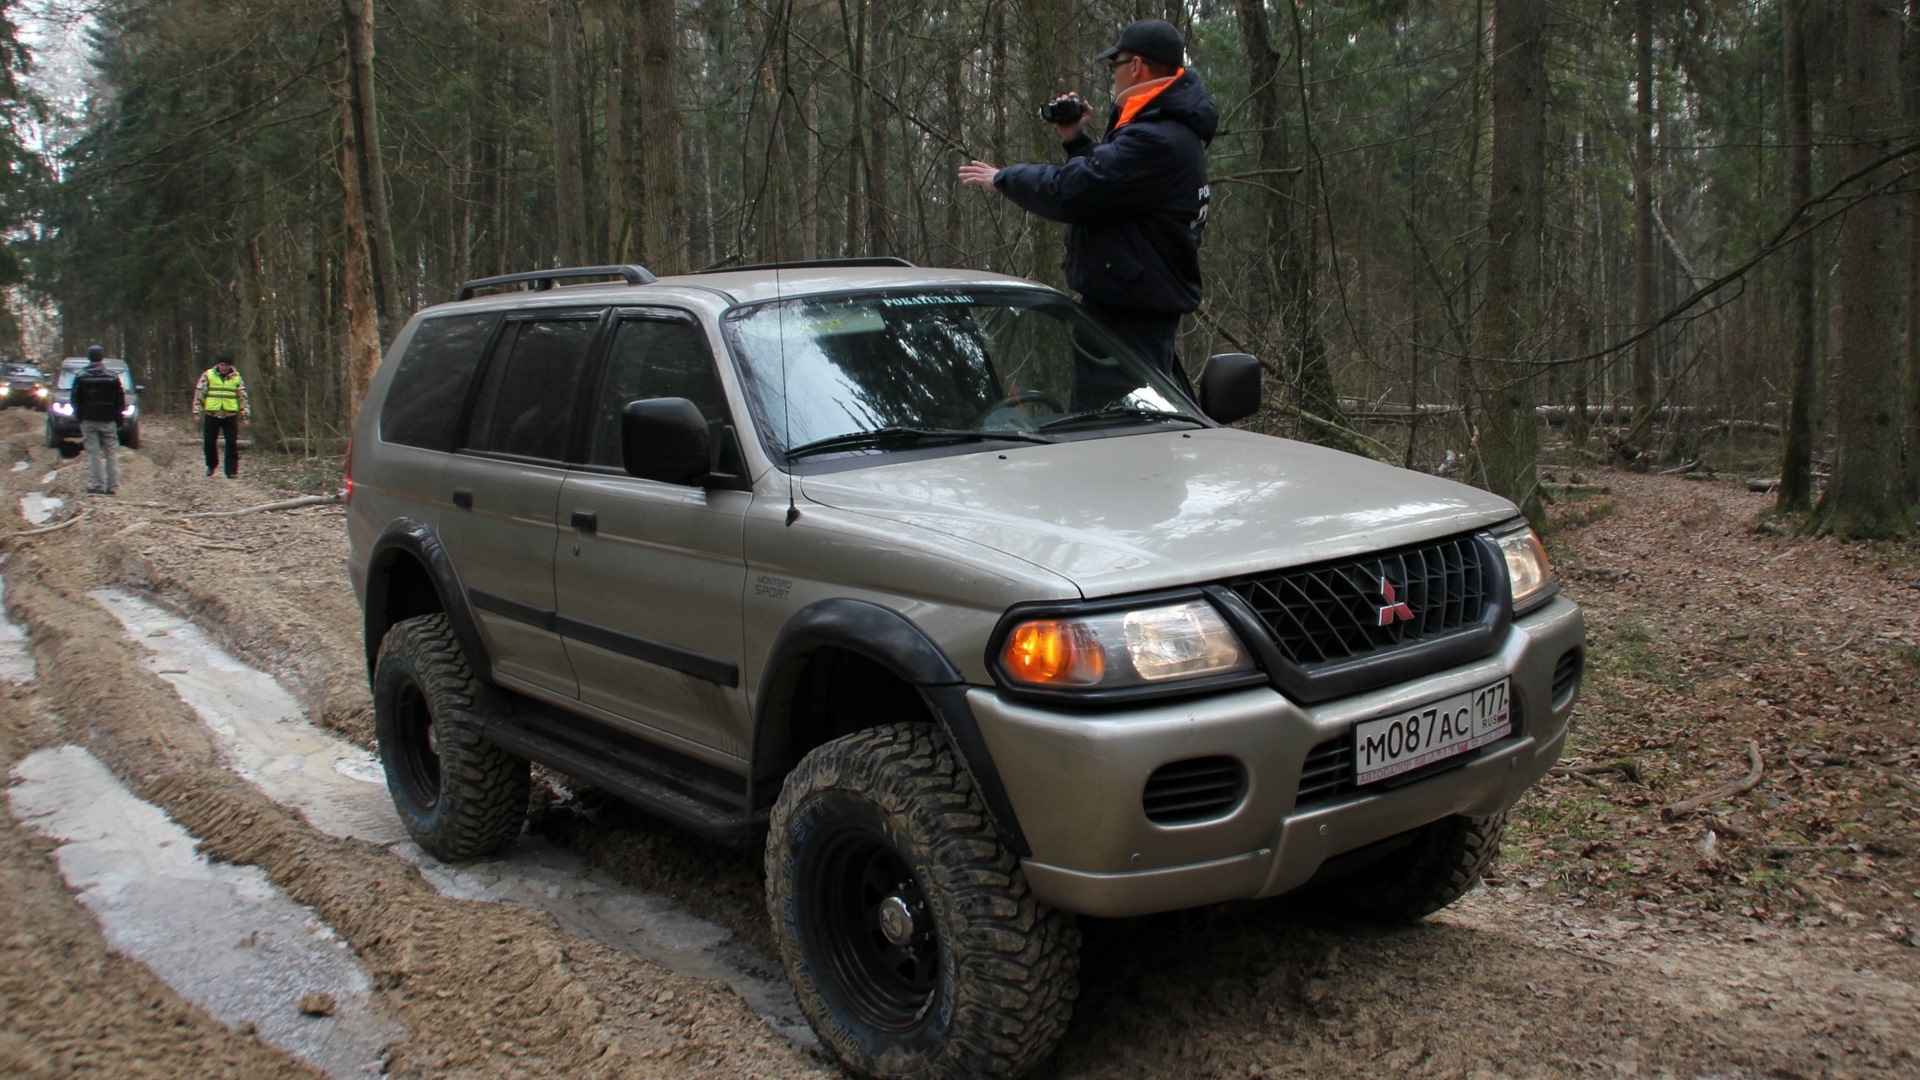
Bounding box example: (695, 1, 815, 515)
(694, 256, 917, 274)
(455, 264, 657, 301)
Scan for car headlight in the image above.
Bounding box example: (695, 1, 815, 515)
(50, 401, 72, 416)
(122, 405, 137, 419)
(1494, 524, 1554, 613)
(999, 600, 1254, 692)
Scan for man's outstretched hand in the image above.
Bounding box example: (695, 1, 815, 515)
(957, 160, 1000, 189)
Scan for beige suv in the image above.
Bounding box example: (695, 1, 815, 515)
(347, 260, 1584, 1080)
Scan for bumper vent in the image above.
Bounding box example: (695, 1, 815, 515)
(1295, 737, 1354, 809)
(1552, 649, 1582, 708)
(1142, 756, 1247, 825)
(1226, 533, 1493, 667)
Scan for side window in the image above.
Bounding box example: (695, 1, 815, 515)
(587, 318, 727, 469)
(465, 316, 601, 461)
(380, 312, 497, 451)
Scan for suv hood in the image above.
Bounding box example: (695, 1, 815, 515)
(798, 428, 1518, 596)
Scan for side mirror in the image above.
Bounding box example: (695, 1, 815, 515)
(621, 397, 711, 485)
(1198, 352, 1262, 425)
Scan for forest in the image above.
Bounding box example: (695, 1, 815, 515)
(0, 0, 1915, 537)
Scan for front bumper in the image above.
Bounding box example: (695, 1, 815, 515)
(971, 595, 1584, 918)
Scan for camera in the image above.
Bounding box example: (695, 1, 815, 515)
(1037, 96, 1088, 125)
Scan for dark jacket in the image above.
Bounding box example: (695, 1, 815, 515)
(994, 69, 1219, 314)
(72, 362, 126, 424)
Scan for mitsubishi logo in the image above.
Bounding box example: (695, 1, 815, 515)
(1376, 577, 1415, 627)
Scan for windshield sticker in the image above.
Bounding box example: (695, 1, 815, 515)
(881, 295, 973, 307)
(739, 305, 885, 341)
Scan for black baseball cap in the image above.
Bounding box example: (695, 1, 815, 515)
(1095, 19, 1185, 69)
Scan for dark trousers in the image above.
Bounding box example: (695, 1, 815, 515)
(203, 413, 240, 476)
(1079, 301, 1197, 403)
(1082, 302, 1181, 375)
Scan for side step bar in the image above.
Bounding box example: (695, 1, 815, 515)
(480, 700, 764, 845)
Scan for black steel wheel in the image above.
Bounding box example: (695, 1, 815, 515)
(766, 724, 1079, 1080)
(373, 613, 529, 860)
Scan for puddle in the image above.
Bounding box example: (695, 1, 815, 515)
(8, 746, 401, 1077)
(20, 492, 61, 525)
(91, 588, 814, 1045)
(0, 573, 35, 683)
(91, 589, 402, 846)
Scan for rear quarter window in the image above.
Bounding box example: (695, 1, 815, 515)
(380, 313, 498, 451)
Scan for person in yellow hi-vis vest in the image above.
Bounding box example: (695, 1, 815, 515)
(191, 352, 250, 478)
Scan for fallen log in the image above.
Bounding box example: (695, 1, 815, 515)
(182, 491, 343, 519)
(1, 508, 89, 546)
(1660, 740, 1764, 820)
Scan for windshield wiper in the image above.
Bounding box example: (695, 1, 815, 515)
(785, 426, 1052, 461)
(1037, 406, 1203, 432)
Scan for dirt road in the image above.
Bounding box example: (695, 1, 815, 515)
(1, 410, 1914, 1078)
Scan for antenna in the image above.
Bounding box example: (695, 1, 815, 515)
(778, 262, 799, 526)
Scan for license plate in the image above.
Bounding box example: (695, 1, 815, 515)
(1353, 679, 1510, 786)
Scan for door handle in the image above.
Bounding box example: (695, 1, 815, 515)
(452, 488, 473, 509)
(570, 509, 598, 533)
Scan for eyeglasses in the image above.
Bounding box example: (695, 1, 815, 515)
(1105, 53, 1134, 71)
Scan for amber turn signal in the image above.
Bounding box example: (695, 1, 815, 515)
(1002, 620, 1106, 686)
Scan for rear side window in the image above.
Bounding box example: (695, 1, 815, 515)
(465, 316, 601, 461)
(380, 313, 497, 451)
(586, 318, 726, 468)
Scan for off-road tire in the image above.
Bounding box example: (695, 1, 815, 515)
(43, 420, 57, 448)
(374, 613, 529, 860)
(118, 423, 139, 450)
(1325, 810, 1509, 923)
(766, 723, 1080, 1080)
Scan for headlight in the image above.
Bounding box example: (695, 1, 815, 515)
(1494, 525, 1554, 612)
(999, 600, 1253, 691)
(122, 405, 137, 419)
(50, 401, 72, 416)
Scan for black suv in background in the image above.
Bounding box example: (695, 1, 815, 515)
(0, 363, 48, 409)
(46, 355, 142, 449)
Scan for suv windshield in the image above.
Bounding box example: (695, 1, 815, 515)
(724, 288, 1203, 461)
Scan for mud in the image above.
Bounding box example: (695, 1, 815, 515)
(0, 411, 1914, 1079)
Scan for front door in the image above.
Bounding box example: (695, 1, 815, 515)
(553, 314, 751, 758)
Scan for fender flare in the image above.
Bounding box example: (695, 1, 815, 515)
(361, 518, 491, 682)
(752, 598, 1030, 856)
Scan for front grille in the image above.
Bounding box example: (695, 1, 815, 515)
(1295, 737, 1353, 808)
(1142, 756, 1246, 825)
(1225, 534, 1492, 668)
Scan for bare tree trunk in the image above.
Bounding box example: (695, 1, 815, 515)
(336, 61, 381, 411)
(1280, 0, 1360, 453)
(342, 0, 402, 334)
(1631, 0, 1657, 442)
(1814, 0, 1914, 538)
(635, 0, 685, 270)
(1013, 0, 1070, 288)
(866, 0, 891, 254)
(549, 0, 588, 267)
(1475, 0, 1547, 522)
(1906, 0, 1920, 498)
(603, 0, 631, 261)
(1779, 0, 1819, 513)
